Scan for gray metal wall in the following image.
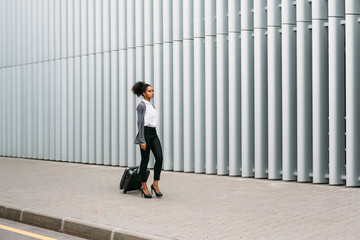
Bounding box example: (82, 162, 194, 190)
(0, 0, 359, 186)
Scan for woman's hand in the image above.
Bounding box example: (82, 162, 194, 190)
(140, 143, 146, 151)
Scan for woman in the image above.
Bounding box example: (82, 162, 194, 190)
(132, 81, 163, 198)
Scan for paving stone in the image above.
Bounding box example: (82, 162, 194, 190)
(1, 157, 360, 239)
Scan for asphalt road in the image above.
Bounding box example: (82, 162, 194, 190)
(0, 218, 86, 240)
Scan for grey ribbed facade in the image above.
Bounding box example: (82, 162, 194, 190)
(0, 0, 359, 186)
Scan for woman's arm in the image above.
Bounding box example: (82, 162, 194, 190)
(134, 102, 146, 145)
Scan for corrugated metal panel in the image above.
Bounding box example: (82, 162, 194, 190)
(0, 0, 360, 186)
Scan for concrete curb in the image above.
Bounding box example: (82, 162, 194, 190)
(0, 204, 172, 240)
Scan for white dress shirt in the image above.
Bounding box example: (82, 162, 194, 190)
(142, 99, 157, 127)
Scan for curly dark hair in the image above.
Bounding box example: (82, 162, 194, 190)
(131, 81, 151, 97)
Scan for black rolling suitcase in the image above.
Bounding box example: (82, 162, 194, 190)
(119, 166, 150, 193)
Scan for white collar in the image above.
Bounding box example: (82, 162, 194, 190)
(142, 99, 151, 103)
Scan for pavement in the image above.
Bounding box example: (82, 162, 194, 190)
(0, 157, 360, 240)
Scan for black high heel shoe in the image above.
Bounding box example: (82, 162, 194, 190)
(151, 184, 163, 197)
(140, 186, 152, 198)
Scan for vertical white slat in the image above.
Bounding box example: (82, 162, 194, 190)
(9, 68, 14, 156)
(25, 65, 30, 157)
(96, 0, 103, 53)
(241, 0, 255, 177)
(5, 1, 15, 152)
(103, 52, 111, 165)
(0, 0, 3, 68)
(32, 63, 39, 159)
(20, 67, 24, 157)
(54, 0, 61, 60)
(103, 0, 111, 52)
(110, 51, 119, 165)
(3, 0, 7, 67)
(153, 0, 164, 159)
(7, 68, 11, 156)
(61, 59, 68, 162)
(88, 0, 95, 55)
(6, 1, 10, 66)
(10, 67, 14, 156)
(16, 0, 22, 65)
(135, 0, 144, 85)
(194, 0, 206, 174)
(0, 69, 3, 155)
(95, 53, 104, 164)
(183, 0, 194, 172)
(110, 0, 119, 166)
(312, 0, 329, 183)
(49, 61, 55, 160)
(144, 0, 154, 87)
(254, 0, 268, 178)
(103, 0, 112, 166)
(328, 0, 345, 185)
(74, 59, 82, 162)
(33, 0, 39, 63)
(81, 0, 89, 55)
(61, 0, 68, 161)
(74, 0, 81, 57)
(43, 61, 50, 160)
(16, 66, 22, 157)
(345, 1, 360, 187)
(88, 0, 96, 164)
(17, 0, 23, 65)
(15, 1, 19, 65)
(3, 69, 8, 156)
(68, 0, 75, 57)
(10, 0, 16, 66)
(88, 54, 96, 164)
(61, 0, 68, 59)
(110, 0, 119, 51)
(95, 0, 104, 164)
(49, 0, 55, 60)
(38, 62, 44, 159)
(4, 0, 9, 67)
(26, 0, 32, 64)
(14, 1, 19, 66)
(228, 0, 241, 176)
(55, 60, 62, 161)
(17, 0, 23, 66)
(173, 0, 184, 172)
(216, 0, 229, 175)
(81, 55, 89, 163)
(11, 68, 16, 156)
(26, 0, 31, 64)
(127, 48, 136, 167)
(127, 0, 136, 167)
(0, 69, 6, 156)
(26, 66, 32, 159)
(135, 0, 144, 166)
(204, 0, 217, 174)
(163, 0, 174, 171)
(37, 0, 44, 62)
(0, 70, 3, 155)
(119, 0, 128, 167)
(2, 69, 6, 155)
(282, 0, 297, 181)
(27, 65, 33, 158)
(268, 0, 282, 180)
(67, 58, 75, 162)
(43, 0, 49, 61)
(297, 0, 313, 182)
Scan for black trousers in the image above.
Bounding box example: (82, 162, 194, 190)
(139, 126, 163, 182)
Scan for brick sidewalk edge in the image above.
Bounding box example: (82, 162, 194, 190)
(0, 204, 171, 240)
